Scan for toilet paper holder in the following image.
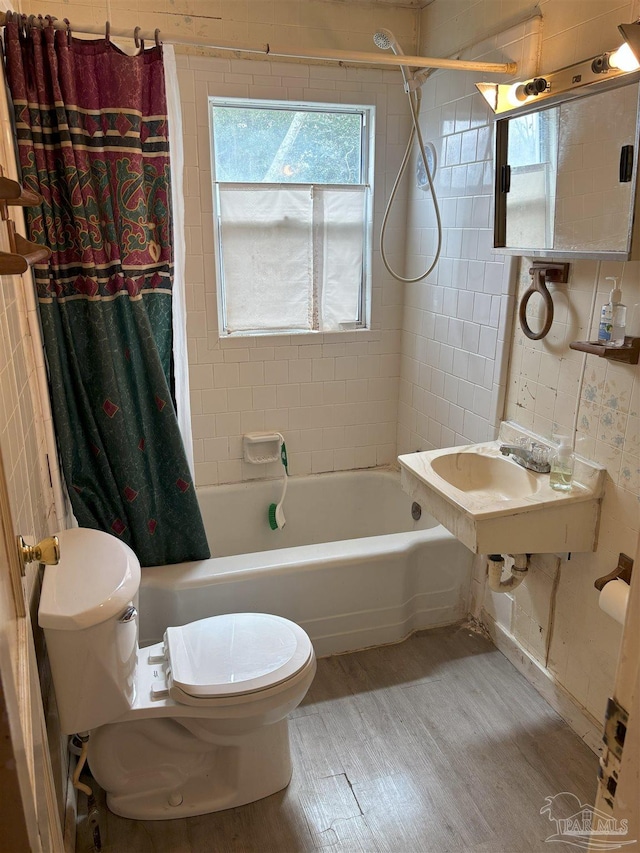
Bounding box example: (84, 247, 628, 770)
(594, 553, 633, 591)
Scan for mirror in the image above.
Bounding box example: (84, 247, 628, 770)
(494, 81, 640, 259)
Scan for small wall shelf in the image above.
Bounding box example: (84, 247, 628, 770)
(0, 167, 50, 276)
(569, 337, 640, 365)
(0, 175, 42, 207)
(12, 231, 51, 265)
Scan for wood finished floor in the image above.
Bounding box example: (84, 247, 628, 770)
(76, 625, 598, 853)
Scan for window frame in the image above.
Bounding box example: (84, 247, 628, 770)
(208, 96, 375, 338)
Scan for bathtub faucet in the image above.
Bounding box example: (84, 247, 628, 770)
(499, 441, 551, 473)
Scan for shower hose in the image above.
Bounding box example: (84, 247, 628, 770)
(380, 86, 443, 283)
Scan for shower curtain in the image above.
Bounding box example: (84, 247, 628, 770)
(163, 44, 194, 478)
(3, 17, 210, 566)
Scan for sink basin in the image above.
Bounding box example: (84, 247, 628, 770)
(430, 452, 542, 500)
(398, 426, 605, 555)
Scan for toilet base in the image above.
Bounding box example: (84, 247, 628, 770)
(89, 717, 293, 820)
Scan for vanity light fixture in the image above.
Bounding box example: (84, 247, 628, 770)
(477, 19, 640, 115)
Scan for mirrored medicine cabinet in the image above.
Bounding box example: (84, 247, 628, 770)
(493, 76, 640, 259)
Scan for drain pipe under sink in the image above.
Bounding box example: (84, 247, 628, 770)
(487, 554, 529, 593)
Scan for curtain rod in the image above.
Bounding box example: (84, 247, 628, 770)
(0, 12, 518, 75)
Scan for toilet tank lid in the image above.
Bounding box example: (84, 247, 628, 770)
(39, 528, 141, 630)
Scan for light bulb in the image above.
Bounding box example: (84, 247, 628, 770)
(506, 82, 529, 106)
(505, 77, 548, 107)
(609, 42, 640, 72)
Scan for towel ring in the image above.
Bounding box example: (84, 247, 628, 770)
(518, 263, 570, 341)
(519, 268, 554, 340)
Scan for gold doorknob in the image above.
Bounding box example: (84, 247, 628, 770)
(17, 535, 60, 573)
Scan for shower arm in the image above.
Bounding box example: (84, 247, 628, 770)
(0, 14, 517, 75)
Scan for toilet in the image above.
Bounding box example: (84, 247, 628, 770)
(38, 527, 316, 820)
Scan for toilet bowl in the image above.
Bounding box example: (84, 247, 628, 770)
(38, 528, 316, 820)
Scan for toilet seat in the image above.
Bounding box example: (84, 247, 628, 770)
(165, 613, 313, 702)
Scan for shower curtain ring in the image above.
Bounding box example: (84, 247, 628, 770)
(134, 26, 141, 48)
(154, 28, 162, 47)
(64, 18, 72, 45)
(105, 21, 111, 43)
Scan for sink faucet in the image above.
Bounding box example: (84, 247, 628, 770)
(499, 441, 551, 473)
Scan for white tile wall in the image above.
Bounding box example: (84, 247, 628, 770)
(396, 23, 543, 455)
(417, 0, 640, 724)
(178, 53, 412, 485)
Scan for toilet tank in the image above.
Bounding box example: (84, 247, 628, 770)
(39, 528, 141, 735)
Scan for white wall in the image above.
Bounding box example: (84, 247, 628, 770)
(415, 0, 640, 726)
(21, 0, 418, 56)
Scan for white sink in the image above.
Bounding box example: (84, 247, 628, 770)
(430, 452, 543, 500)
(398, 424, 605, 555)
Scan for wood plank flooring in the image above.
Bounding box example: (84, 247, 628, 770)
(76, 625, 598, 853)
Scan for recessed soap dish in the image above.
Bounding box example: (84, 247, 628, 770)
(243, 432, 283, 464)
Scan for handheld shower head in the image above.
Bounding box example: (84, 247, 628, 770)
(373, 28, 410, 91)
(373, 28, 401, 53)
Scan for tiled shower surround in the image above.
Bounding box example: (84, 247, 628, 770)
(178, 54, 412, 487)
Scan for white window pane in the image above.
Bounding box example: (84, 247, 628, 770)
(219, 185, 313, 332)
(318, 187, 366, 331)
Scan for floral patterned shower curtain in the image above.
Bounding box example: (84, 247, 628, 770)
(3, 16, 210, 566)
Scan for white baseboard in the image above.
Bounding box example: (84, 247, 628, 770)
(482, 611, 603, 755)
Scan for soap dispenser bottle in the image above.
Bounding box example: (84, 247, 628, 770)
(598, 277, 627, 346)
(550, 436, 574, 492)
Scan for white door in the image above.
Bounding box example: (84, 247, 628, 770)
(0, 443, 64, 851)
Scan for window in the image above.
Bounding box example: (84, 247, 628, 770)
(209, 99, 374, 336)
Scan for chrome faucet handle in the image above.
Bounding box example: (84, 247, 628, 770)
(530, 441, 549, 465)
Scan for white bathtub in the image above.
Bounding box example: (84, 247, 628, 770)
(139, 468, 473, 656)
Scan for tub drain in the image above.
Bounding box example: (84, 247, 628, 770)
(411, 502, 422, 521)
